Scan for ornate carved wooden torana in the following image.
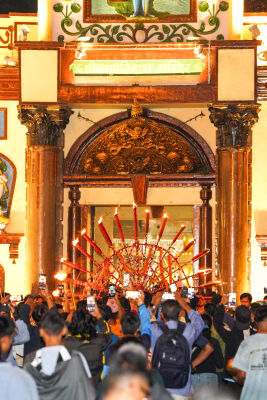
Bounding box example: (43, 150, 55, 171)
(78, 102, 203, 176)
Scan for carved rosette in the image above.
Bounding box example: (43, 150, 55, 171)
(209, 104, 260, 147)
(17, 105, 74, 147)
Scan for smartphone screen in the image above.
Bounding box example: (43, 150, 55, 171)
(109, 284, 116, 298)
(39, 274, 47, 290)
(58, 284, 64, 298)
(169, 283, 177, 293)
(10, 295, 23, 302)
(162, 292, 175, 300)
(87, 296, 95, 312)
(181, 286, 188, 298)
(188, 288, 194, 299)
(228, 292, 236, 308)
(123, 273, 130, 287)
(126, 291, 140, 300)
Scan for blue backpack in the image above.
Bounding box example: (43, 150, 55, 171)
(151, 321, 190, 389)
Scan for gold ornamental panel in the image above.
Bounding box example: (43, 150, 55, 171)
(78, 112, 202, 176)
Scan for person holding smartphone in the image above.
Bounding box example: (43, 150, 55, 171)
(64, 298, 112, 385)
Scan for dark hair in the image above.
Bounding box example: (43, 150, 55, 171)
(201, 313, 212, 339)
(69, 309, 97, 339)
(264, 295, 267, 301)
(32, 303, 48, 324)
(109, 345, 147, 373)
(255, 305, 267, 323)
(24, 295, 34, 302)
(211, 293, 222, 305)
(76, 300, 87, 311)
(204, 302, 216, 317)
(0, 315, 15, 362)
(40, 312, 66, 335)
(120, 312, 140, 335)
(103, 369, 150, 398)
(119, 296, 131, 313)
(0, 315, 15, 339)
(55, 303, 63, 310)
(162, 299, 180, 321)
(240, 293, 252, 303)
(98, 304, 112, 322)
(144, 292, 153, 308)
(251, 302, 261, 315)
(235, 305, 251, 323)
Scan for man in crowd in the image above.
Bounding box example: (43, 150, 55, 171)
(232, 305, 267, 400)
(24, 311, 95, 400)
(151, 291, 205, 399)
(0, 315, 39, 399)
(240, 293, 252, 308)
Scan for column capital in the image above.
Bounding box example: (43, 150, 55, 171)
(209, 103, 261, 147)
(17, 104, 73, 147)
(200, 184, 212, 204)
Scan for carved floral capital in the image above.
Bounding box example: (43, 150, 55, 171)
(17, 104, 74, 147)
(209, 103, 261, 148)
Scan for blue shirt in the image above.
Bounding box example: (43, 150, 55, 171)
(151, 310, 204, 397)
(0, 362, 39, 400)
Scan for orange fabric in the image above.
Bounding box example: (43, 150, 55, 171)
(110, 318, 123, 337)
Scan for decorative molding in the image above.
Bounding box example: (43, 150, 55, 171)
(0, 25, 13, 49)
(0, 233, 24, 261)
(0, 67, 19, 100)
(17, 104, 74, 147)
(54, 1, 229, 43)
(209, 103, 261, 147)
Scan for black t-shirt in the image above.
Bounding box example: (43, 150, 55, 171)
(191, 336, 224, 374)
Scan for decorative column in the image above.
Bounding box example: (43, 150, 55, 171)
(209, 104, 260, 300)
(67, 186, 87, 282)
(18, 104, 73, 292)
(199, 184, 212, 287)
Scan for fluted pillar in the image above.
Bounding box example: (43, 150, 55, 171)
(67, 186, 87, 283)
(209, 103, 260, 300)
(199, 184, 212, 287)
(18, 104, 73, 291)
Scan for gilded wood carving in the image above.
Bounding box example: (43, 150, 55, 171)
(78, 102, 202, 175)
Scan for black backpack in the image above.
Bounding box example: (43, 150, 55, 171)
(151, 321, 190, 389)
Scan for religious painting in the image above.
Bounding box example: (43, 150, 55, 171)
(0, 109, 7, 140)
(0, 154, 16, 218)
(83, 0, 197, 22)
(244, 0, 267, 14)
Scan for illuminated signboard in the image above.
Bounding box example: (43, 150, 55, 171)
(70, 59, 205, 76)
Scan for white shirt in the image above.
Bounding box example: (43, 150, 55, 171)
(36, 345, 91, 378)
(232, 333, 267, 400)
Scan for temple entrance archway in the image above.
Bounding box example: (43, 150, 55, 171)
(64, 105, 216, 287)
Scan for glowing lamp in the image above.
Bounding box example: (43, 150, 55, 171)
(54, 271, 67, 281)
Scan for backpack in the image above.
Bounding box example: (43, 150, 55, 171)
(151, 321, 190, 389)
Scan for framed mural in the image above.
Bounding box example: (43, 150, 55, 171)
(0, 109, 7, 140)
(0, 154, 16, 218)
(244, 0, 267, 15)
(83, 0, 197, 23)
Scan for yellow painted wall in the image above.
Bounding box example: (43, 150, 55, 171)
(0, 101, 27, 296)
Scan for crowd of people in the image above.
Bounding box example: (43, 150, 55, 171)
(0, 286, 267, 400)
